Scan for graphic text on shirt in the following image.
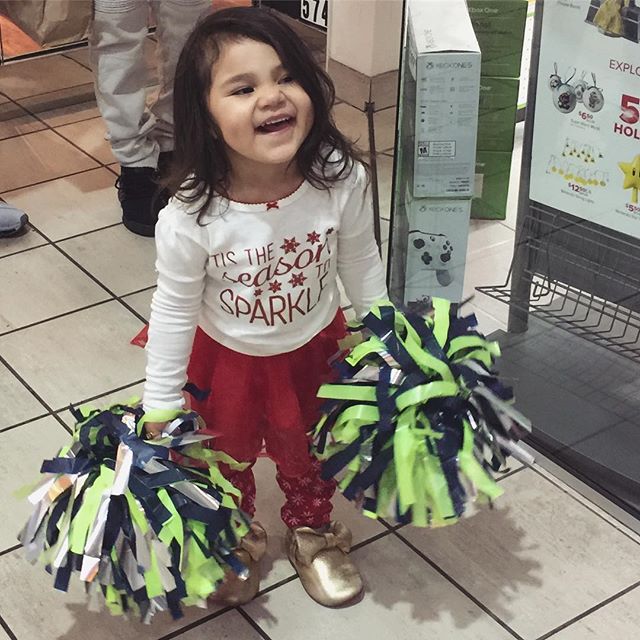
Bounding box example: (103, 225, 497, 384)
(212, 227, 335, 325)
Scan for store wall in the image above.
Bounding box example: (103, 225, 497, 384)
(328, 0, 402, 77)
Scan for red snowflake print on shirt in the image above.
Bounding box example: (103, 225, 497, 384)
(280, 237, 300, 254)
(289, 272, 307, 288)
(269, 280, 282, 293)
(254, 288, 263, 297)
(307, 231, 321, 244)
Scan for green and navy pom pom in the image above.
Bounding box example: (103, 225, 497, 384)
(312, 299, 532, 528)
(19, 404, 249, 622)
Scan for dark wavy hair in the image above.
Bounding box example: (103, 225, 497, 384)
(167, 6, 366, 222)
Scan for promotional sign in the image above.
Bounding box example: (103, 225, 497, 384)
(529, 0, 640, 239)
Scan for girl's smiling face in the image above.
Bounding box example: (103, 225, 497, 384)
(207, 38, 314, 178)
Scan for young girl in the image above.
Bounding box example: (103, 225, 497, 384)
(142, 6, 387, 608)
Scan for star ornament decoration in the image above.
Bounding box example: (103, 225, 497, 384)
(280, 237, 300, 254)
(619, 154, 640, 204)
(289, 272, 306, 288)
(307, 231, 321, 244)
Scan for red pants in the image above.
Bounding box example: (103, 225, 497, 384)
(186, 313, 345, 529)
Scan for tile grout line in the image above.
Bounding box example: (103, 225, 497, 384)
(0, 300, 114, 339)
(0, 219, 123, 262)
(0, 614, 17, 640)
(0, 353, 73, 435)
(0, 413, 50, 434)
(0, 164, 111, 199)
(56, 378, 147, 415)
(0, 544, 20, 559)
(535, 580, 640, 640)
(527, 464, 640, 547)
(27, 224, 151, 325)
(155, 605, 235, 640)
(2, 93, 109, 169)
(392, 529, 526, 640)
(236, 606, 274, 640)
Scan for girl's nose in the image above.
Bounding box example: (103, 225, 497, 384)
(257, 84, 286, 108)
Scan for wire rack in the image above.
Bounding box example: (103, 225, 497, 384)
(478, 206, 640, 363)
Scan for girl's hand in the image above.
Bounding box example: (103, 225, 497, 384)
(143, 421, 168, 440)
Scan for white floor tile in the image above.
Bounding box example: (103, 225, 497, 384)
(463, 239, 515, 322)
(122, 288, 155, 321)
(0, 102, 46, 140)
(244, 534, 514, 640)
(466, 220, 515, 259)
(0, 226, 47, 258)
(176, 610, 265, 639)
(0, 362, 47, 429)
(55, 117, 116, 165)
(0, 547, 223, 640)
(0, 302, 146, 410)
(400, 468, 640, 639)
(0, 130, 99, 193)
(18, 84, 100, 128)
(3, 168, 121, 241)
(0, 416, 70, 551)
(0, 245, 109, 332)
(59, 226, 157, 296)
(549, 587, 640, 639)
(0, 56, 93, 101)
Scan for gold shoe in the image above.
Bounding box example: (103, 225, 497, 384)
(285, 520, 364, 607)
(211, 521, 267, 606)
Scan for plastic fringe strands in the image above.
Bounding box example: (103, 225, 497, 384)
(312, 299, 533, 528)
(18, 404, 250, 623)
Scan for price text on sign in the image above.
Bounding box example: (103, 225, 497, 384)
(300, 0, 328, 29)
(615, 94, 640, 140)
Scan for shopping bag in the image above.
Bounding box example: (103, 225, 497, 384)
(0, 0, 92, 48)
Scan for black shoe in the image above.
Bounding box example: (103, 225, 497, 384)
(0, 202, 29, 238)
(116, 166, 168, 237)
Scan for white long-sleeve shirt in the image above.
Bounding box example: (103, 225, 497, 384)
(143, 160, 387, 413)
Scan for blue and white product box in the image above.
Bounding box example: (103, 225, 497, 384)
(403, 193, 471, 304)
(406, 0, 481, 198)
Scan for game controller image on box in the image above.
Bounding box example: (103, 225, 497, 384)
(407, 231, 455, 287)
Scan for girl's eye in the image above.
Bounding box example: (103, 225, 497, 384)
(233, 86, 254, 96)
(279, 75, 294, 84)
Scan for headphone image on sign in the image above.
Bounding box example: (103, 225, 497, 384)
(583, 73, 605, 113)
(551, 67, 577, 114)
(549, 62, 562, 89)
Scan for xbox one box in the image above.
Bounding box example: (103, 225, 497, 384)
(404, 194, 471, 303)
(467, 0, 527, 78)
(477, 76, 520, 152)
(472, 150, 513, 220)
(406, 0, 481, 198)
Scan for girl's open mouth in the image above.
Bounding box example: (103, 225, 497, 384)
(256, 116, 294, 134)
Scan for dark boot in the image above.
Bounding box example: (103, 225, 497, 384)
(116, 163, 171, 237)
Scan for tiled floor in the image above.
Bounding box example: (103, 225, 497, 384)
(1, 45, 639, 640)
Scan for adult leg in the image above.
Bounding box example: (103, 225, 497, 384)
(90, 0, 157, 168)
(150, 0, 211, 155)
